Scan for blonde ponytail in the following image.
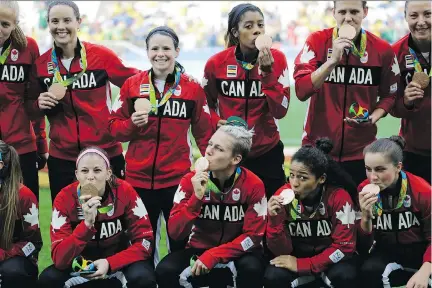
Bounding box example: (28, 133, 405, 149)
(10, 25, 27, 50)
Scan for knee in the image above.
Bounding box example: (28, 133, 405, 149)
(236, 254, 264, 275)
(0, 257, 37, 279)
(126, 262, 157, 288)
(263, 265, 293, 288)
(38, 265, 63, 286)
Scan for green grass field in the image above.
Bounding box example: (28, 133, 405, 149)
(38, 86, 401, 273)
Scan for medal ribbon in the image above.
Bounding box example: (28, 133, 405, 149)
(0, 42, 12, 65)
(237, 59, 254, 70)
(332, 27, 367, 58)
(373, 171, 408, 217)
(77, 185, 113, 214)
(408, 47, 432, 77)
(206, 167, 241, 195)
(148, 66, 181, 115)
(51, 43, 88, 86)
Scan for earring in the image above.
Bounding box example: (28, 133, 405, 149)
(77, 28, 80, 32)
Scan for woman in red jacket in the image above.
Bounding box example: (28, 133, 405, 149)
(155, 118, 266, 288)
(108, 26, 213, 264)
(0, 141, 42, 288)
(390, 1, 431, 183)
(203, 3, 290, 199)
(358, 136, 431, 288)
(38, 146, 156, 288)
(265, 138, 359, 288)
(35, 0, 139, 202)
(0, 0, 48, 199)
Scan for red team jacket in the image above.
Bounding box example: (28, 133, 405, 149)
(203, 46, 290, 157)
(267, 183, 357, 274)
(35, 40, 139, 161)
(50, 179, 153, 272)
(391, 34, 431, 156)
(294, 28, 399, 162)
(0, 37, 47, 155)
(358, 172, 431, 264)
(168, 167, 267, 269)
(108, 71, 213, 189)
(0, 185, 42, 265)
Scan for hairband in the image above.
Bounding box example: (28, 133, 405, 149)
(147, 27, 179, 44)
(76, 149, 109, 168)
(229, 4, 259, 31)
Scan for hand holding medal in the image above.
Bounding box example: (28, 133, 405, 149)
(191, 158, 210, 200)
(70, 255, 96, 276)
(132, 98, 151, 127)
(344, 102, 371, 126)
(359, 184, 380, 220)
(78, 183, 102, 228)
(256, 35, 274, 73)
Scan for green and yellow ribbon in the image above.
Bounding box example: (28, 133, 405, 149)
(148, 66, 181, 115)
(77, 185, 114, 214)
(373, 171, 408, 217)
(51, 43, 88, 87)
(237, 59, 254, 71)
(333, 26, 367, 58)
(408, 47, 432, 77)
(206, 167, 241, 195)
(0, 42, 12, 65)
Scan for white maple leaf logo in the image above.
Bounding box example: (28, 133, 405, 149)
(300, 44, 315, 64)
(173, 186, 186, 204)
(51, 208, 67, 232)
(132, 197, 148, 219)
(391, 56, 400, 76)
(201, 77, 208, 88)
(24, 203, 39, 227)
(253, 196, 267, 220)
(335, 202, 356, 228)
(107, 92, 123, 113)
(203, 104, 210, 115)
(278, 67, 290, 88)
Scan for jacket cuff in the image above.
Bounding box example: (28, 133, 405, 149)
(199, 250, 219, 270)
(423, 246, 431, 263)
(188, 193, 204, 212)
(296, 258, 311, 274)
(106, 256, 120, 272)
(73, 221, 97, 242)
(260, 72, 278, 86)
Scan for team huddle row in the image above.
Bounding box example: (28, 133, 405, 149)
(0, 0, 430, 287)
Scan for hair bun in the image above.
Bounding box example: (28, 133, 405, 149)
(315, 138, 333, 154)
(226, 116, 248, 129)
(389, 135, 406, 150)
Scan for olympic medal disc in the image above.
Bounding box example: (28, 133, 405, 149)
(195, 157, 209, 172)
(80, 183, 99, 198)
(255, 35, 272, 50)
(48, 83, 67, 100)
(134, 98, 151, 112)
(339, 24, 356, 40)
(361, 184, 380, 196)
(412, 71, 430, 90)
(280, 189, 295, 205)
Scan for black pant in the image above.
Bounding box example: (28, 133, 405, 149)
(404, 151, 431, 184)
(339, 159, 366, 187)
(155, 248, 265, 288)
(38, 260, 156, 288)
(243, 141, 287, 199)
(135, 185, 187, 263)
(360, 244, 430, 288)
(0, 256, 38, 288)
(19, 151, 39, 200)
(264, 257, 358, 288)
(47, 154, 125, 202)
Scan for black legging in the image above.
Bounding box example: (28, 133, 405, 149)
(38, 260, 156, 288)
(0, 256, 38, 288)
(264, 257, 358, 288)
(155, 248, 265, 288)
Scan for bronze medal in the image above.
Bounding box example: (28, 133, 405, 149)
(255, 35, 273, 50)
(339, 24, 356, 40)
(412, 71, 430, 89)
(48, 83, 67, 100)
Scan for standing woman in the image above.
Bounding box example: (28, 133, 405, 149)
(0, 141, 42, 288)
(35, 0, 140, 201)
(202, 3, 290, 199)
(0, 0, 48, 199)
(391, 1, 431, 183)
(108, 26, 213, 264)
(358, 136, 431, 288)
(265, 139, 359, 288)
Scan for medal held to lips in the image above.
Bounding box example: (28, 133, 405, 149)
(134, 98, 152, 113)
(255, 34, 272, 50)
(195, 157, 209, 172)
(80, 183, 99, 198)
(349, 102, 370, 122)
(280, 189, 295, 205)
(339, 24, 356, 40)
(361, 184, 380, 195)
(48, 83, 67, 100)
(412, 71, 430, 90)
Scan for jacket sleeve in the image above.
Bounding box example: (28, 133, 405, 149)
(260, 50, 290, 119)
(199, 182, 267, 269)
(108, 78, 140, 142)
(106, 183, 154, 272)
(293, 35, 321, 101)
(296, 190, 357, 274)
(168, 174, 203, 241)
(202, 58, 222, 130)
(31, 119, 48, 154)
(0, 186, 42, 262)
(416, 183, 431, 263)
(50, 191, 96, 270)
(266, 186, 293, 256)
(356, 181, 374, 255)
(191, 84, 214, 155)
(101, 46, 140, 88)
(376, 46, 398, 113)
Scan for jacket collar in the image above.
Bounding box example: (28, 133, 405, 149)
(53, 38, 82, 58)
(234, 45, 259, 64)
(148, 67, 176, 83)
(209, 168, 238, 191)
